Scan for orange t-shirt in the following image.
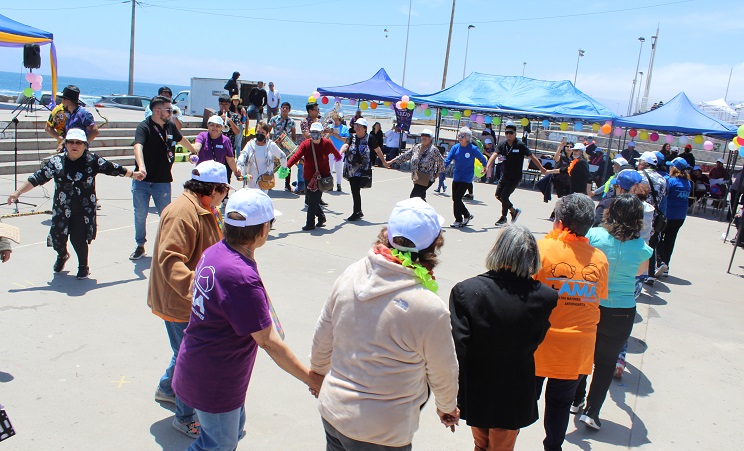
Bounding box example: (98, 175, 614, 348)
(533, 234, 609, 380)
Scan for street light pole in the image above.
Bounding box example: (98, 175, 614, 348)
(574, 49, 585, 86)
(462, 25, 475, 79)
(522, 62, 526, 76)
(128, 0, 136, 95)
(441, 0, 457, 90)
(641, 25, 660, 112)
(636, 72, 644, 113)
(401, 0, 412, 87)
(627, 37, 645, 116)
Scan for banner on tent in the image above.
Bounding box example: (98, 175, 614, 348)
(394, 107, 413, 132)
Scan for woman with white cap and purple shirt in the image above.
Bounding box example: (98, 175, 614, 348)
(387, 128, 445, 201)
(311, 198, 460, 450)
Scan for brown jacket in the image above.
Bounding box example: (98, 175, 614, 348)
(147, 190, 223, 322)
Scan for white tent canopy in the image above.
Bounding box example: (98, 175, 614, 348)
(700, 98, 738, 117)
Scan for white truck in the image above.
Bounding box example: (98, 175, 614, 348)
(174, 77, 257, 117)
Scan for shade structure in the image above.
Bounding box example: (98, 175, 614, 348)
(410, 73, 617, 122)
(0, 14, 58, 96)
(317, 68, 419, 104)
(614, 92, 738, 139)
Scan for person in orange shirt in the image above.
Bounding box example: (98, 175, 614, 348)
(533, 193, 609, 451)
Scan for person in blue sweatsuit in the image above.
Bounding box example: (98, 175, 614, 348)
(444, 127, 488, 228)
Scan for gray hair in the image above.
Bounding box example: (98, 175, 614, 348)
(485, 225, 541, 278)
(554, 193, 595, 237)
(458, 126, 472, 136)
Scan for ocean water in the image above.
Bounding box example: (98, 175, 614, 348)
(0, 70, 417, 120)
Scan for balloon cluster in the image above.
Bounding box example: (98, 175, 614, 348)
(731, 125, 744, 157)
(395, 95, 416, 111)
(307, 91, 321, 103)
(22, 72, 43, 97)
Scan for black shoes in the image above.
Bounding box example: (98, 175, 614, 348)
(316, 217, 327, 227)
(463, 193, 473, 199)
(347, 212, 362, 221)
(53, 253, 69, 273)
(302, 225, 315, 231)
(336, 184, 342, 192)
(76, 266, 90, 280)
(320, 199, 328, 206)
(495, 217, 508, 227)
(129, 246, 146, 260)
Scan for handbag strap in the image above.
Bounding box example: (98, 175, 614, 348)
(311, 141, 321, 176)
(643, 170, 661, 210)
(251, 140, 272, 175)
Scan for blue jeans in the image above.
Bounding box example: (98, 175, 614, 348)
(245, 104, 262, 122)
(437, 172, 446, 190)
(159, 321, 195, 423)
(188, 406, 245, 451)
(297, 163, 305, 191)
(323, 418, 411, 450)
(132, 180, 171, 246)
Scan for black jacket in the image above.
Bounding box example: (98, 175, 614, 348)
(449, 270, 558, 429)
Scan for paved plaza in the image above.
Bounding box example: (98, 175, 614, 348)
(1, 157, 743, 450)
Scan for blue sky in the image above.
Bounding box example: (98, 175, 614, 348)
(1, 0, 742, 115)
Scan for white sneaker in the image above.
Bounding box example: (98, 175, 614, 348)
(654, 263, 668, 278)
(570, 401, 585, 414)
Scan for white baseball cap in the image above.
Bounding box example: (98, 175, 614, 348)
(420, 128, 434, 137)
(717, 158, 725, 163)
(65, 128, 87, 142)
(207, 115, 224, 126)
(639, 151, 657, 165)
(572, 143, 586, 152)
(355, 118, 369, 128)
(484, 138, 493, 144)
(387, 198, 444, 252)
(191, 160, 228, 184)
(612, 156, 628, 166)
(310, 122, 324, 132)
(225, 188, 282, 227)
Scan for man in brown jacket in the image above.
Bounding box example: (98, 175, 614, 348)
(147, 160, 229, 439)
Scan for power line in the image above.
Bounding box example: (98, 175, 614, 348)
(2, 1, 127, 10)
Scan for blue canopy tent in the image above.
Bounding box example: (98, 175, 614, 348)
(0, 14, 58, 96)
(614, 92, 737, 140)
(317, 68, 419, 103)
(410, 73, 616, 121)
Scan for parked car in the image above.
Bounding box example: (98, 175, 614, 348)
(94, 95, 151, 111)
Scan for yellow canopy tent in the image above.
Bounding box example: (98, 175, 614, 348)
(0, 14, 58, 95)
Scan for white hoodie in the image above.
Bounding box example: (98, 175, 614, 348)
(311, 250, 458, 447)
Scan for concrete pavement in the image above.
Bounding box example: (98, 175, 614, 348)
(1, 161, 742, 450)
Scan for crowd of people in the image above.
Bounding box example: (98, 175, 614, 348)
(4, 80, 738, 451)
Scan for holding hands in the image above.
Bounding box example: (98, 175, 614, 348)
(437, 407, 460, 433)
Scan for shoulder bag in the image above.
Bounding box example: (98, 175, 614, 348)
(311, 141, 334, 192)
(643, 170, 667, 234)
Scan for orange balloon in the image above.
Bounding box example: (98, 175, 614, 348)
(400, 101, 408, 109)
(370, 101, 378, 110)
(600, 124, 612, 135)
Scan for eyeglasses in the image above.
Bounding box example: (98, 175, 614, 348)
(270, 218, 276, 226)
(458, 134, 469, 138)
(504, 130, 515, 135)
(157, 108, 172, 113)
(66, 140, 85, 145)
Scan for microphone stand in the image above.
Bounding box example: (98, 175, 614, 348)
(2, 96, 41, 214)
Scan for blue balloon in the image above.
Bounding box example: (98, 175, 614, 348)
(574, 122, 584, 132)
(739, 147, 744, 158)
(484, 116, 492, 125)
(542, 119, 550, 128)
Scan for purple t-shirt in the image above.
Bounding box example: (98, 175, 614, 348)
(195, 132, 234, 165)
(173, 240, 273, 413)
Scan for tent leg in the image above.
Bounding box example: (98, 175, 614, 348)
(727, 210, 744, 273)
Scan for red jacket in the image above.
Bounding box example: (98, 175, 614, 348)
(288, 138, 342, 180)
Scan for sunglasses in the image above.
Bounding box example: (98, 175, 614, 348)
(504, 130, 515, 135)
(157, 108, 172, 113)
(66, 140, 85, 145)
(458, 134, 469, 138)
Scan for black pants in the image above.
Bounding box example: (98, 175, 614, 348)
(348, 176, 362, 214)
(729, 189, 740, 221)
(495, 178, 519, 218)
(451, 181, 471, 222)
(284, 167, 292, 190)
(657, 218, 685, 266)
(383, 146, 399, 161)
(574, 306, 636, 417)
(410, 181, 433, 201)
(305, 188, 325, 228)
(646, 231, 661, 277)
(54, 212, 89, 268)
(535, 376, 581, 451)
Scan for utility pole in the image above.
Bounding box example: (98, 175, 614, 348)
(128, 0, 136, 95)
(522, 62, 526, 76)
(462, 25, 475, 79)
(641, 24, 659, 112)
(401, 0, 412, 87)
(441, 0, 456, 89)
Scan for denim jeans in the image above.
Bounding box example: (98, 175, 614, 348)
(188, 406, 245, 451)
(296, 163, 305, 191)
(437, 172, 446, 190)
(132, 180, 171, 246)
(323, 418, 411, 451)
(159, 321, 195, 423)
(535, 376, 581, 451)
(246, 104, 262, 122)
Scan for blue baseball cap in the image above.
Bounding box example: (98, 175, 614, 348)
(654, 151, 665, 165)
(611, 169, 644, 190)
(667, 157, 690, 171)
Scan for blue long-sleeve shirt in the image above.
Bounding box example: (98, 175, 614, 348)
(444, 143, 488, 183)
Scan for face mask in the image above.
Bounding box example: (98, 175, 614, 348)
(310, 131, 321, 140)
(256, 132, 266, 142)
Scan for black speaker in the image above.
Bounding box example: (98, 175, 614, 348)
(23, 44, 41, 69)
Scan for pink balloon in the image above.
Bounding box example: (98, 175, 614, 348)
(313, 91, 320, 98)
(649, 132, 659, 142)
(24, 72, 34, 83)
(476, 115, 485, 124)
(421, 103, 428, 110)
(396, 101, 403, 109)
(31, 81, 42, 91)
(34, 74, 43, 83)
(703, 140, 714, 151)
(613, 127, 623, 137)
(401, 95, 410, 103)
(665, 134, 675, 144)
